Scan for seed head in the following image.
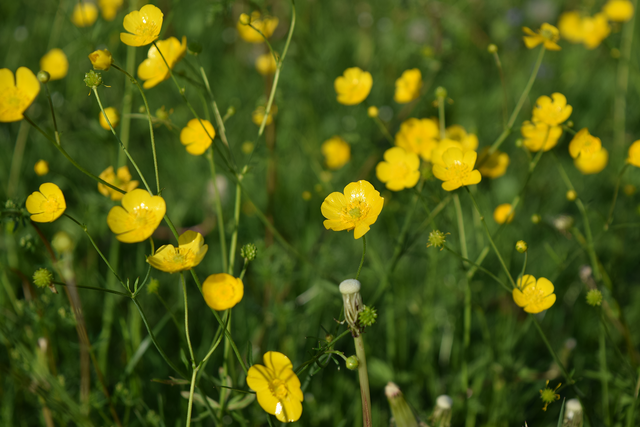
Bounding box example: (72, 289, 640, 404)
(33, 268, 53, 289)
(586, 289, 603, 307)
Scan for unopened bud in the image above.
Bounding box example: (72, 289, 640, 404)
(531, 214, 541, 224)
(515, 240, 528, 253)
(487, 44, 498, 53)
(346, 355, 359, 370)
(367, 106, 379, 118)
(435, 86, 447, 99)
(37, 70, 50, 83)
(385, 382, 418, 427)
(566, 190, 577, 201)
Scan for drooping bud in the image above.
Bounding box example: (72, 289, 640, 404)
(339, 279, 364, 336)
(385, 382, 418, 427)
(429, 395, 453, 427)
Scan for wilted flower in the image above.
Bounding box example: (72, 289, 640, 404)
(334, 67, 372, 105)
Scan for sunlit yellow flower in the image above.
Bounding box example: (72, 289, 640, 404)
(321, 136, 351, 170)
(532, 93, 572, 126)
(252, 105, 277, 126)
(376, 147, 420, 191)
(99, 0, 123, 21)
(247, 352, 304, 423)
(180, 118, 215, 155)
(395, 118, 439, 161)
(40, 49, 68, 81)
(147, 230, 208, 273)
(582, 13, 611, 49)
(394, 68, 422, 104)
(120, 4, 164, 47)
(522, 23, 561, 50)
(98, 166, 139, 201)
(493, 203, 515, 224)
(88, 49, 113, 71)
(430, 139, 464, 166)
(107, 189, 166, 243)
(99, 107, 120, 130)
(477, 147, 510, 179)
(575, 148, 609, 175)
(432, 147, 482, 191)
(558, 11, 584, 43)
(521, 120, 563, 152)
(202, 273, 244, 311)
(137, 36, 187, 89)
(445, 125, 479, 151)
(34, 160, 49, 176)
(321, 180, 384, 239)
(568, 128, 600, 159)
(602, 0, 634, 22)
(26, 183, 66, 223)
(71, 2, 98, 28)
(334, 67, 372, 106)
(627, 140, 640, 167)
(255, 53, 277, 75)
(237, 12, 279, 43)
(512, 275, 556, 313)
(0, 67, 40, 122)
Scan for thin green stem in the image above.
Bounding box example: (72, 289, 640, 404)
(52, 281, 130, 297)
(373, 116, 394, 144)
(354, 335, 372, 427)
(518, 251, 528, 282)
(198, 65, 229, 148)
(453, 194, 468, 260)
(531, 316, 572, 381)
(438, 93, 446, 139)
(181, 273, 196, 366)
(614, 0, 636, 149)
(491, 50, 509, 127)
(606, 164, 630, 229)
(206, 148, 228, 272)
(443, 246, 510, 292)
(355, 236, 367, 280)
(228, 178, 243, 275)
(186, 367, 199, 427)
(43, 82, 61, 145)
(600, 322, 611, 426)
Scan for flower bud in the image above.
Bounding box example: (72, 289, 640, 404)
(531, 214, 541, 224)
(346, 355, 359, 370)
(84, 70, 103, 88)
(240, 243, 257, 261)
(147, 278, 160, 294)
(88, 49, 113, 71)
(487, 44, 498, 53)
(566, 190, 577, 201)
(339, 279, 364, 336)
(429, 395, 453, 427)
(515, 240, 528, 253)
(367, 106, 379, 118)
(52, 231, 73, 253)
(33, 268, 53, 289)
(385, 382, 418, 427)
(564, 398, 583, 427)
(435, 86, 447, 99)
(37, 70, 50, 83)
(34, 160, 49, 176)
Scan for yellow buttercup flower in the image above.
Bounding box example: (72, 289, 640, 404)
(512, 275, 556, 314)
(26, 183, 66, 223)
(568, 128, 601, 159)
(558, 11, 584, 43)
(147, 231, 208, 273)
(99, 107, 120, 130)
(252, 105, 277, 126)
(98, 165, 139, 201)
(334, 67, 372, 106)
(602, 0, 634, 22)
(532, 93, 572, 126)
(394, 68, 423, 104)
(34, 160, 49, 176)
(40, 49, 68, 81)
(575, 148, 609, 175)
(202, 273, 244, 311)
(432, 147, 482, 191)
(430, 139, 464, 167)
(107, 189, 166, 243)
(71, 2, 98, 28)
(477, 148, 510, 179)
(376, 147, 420, 191)
(493, 203, 515, 224)
(120, 4, 164, 47)
(99, 0, 123, 21)
(321, 136, 351, 170)
(88, 50, 113, 71)
(237, 12, 279, 43)
(137, 36, 187, 89)
(582, 14, 611, 49)
(394, 118, 439, 161)
(180, 118, 215, 155)
(321, 180, 384, 239)
(255, 53, 277, 75)
(247, 351, 304, 423)
(522, 23, 561, 50)
(445, 125, 479, 151)
(627, 140, 640, 167)
(0, 67, 40, 123)
(521, 120, 563, 152)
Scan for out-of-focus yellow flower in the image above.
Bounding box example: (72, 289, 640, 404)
(376, 147, 420, 191)
(394, 118, 439, 161)
(522, 23, 561, 50)
(493, 203, 515, 224)
(430, 139, 464, 166)
(252, 105, 277, 126)
(367, 106, 379, 118)
(237, 12, 279, 43)
(0, 67, 40, 122)
(581, 13, 611, 49)
(247, 351, 304, 422)
(255, 53, 277, 75)
(120, 4, 163, 47)
(180, 118, 215, 155)
(394, 68, 423, 104)
(107, 189, 166, 243)
(147, 230, 208, 273)
(71, 2, 98, 28)
(40, 49, 68, 81)
(88, 49, 113, 71)
(445, 125, 479, 151)
(321, 136, 351, 170)
(558, 11, 584, 43)
(34, 160, 49, 176)
(575, 147, 609, 174)
(99, 107, 120, 130)
(137, 36, 187, 89)
(568, 128, 601, 159)
(26, 183, 66, 223)
(321, 180, 384, 239)
(602, 0, 634, 22)
(98, 165, 139, 201)
(521, 120, 563, 152)
(99, 0, 123, 21)
(532, 93, 572, 126)
(202, 273, 244, 311)
(477, 148, 510, 179)
(512, 275, 556, 313)
(432, 147, 482, 191)
(334, 67, 372, 106)
(627, 140, 640, 167)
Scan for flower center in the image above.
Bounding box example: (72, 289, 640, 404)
(172, 248, 194, 266)
(130, 204, 157, 229)
(269, 379, 288, 400)
(1, 87, 30, 113)
(342, 199, 369, 225)
(42, 197, 60, 214)
(522, 284, 547, 305)
(541, 28, 554, 40)
(444, 159, 472, 186)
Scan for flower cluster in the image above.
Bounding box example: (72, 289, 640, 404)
(569, 128, 608, 175)
(521, 93, 572, 152)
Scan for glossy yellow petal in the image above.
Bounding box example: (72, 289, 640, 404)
(320, 192, 347, 220)
(202, 273, 244, 311)
(275, 396, 303, 422)
(120, 5, 163, 46)
(247, 364, 273, 392)
(26, 183, 66, 223)
(627, 140, 640, 167)
(16, 67, 40, 101)
(442, 180, 462, 191)
(107, 189, 166, 243)
(334, 67, 372, 105)
(525, 294, 556, 313)
(575, 148, 608, 175)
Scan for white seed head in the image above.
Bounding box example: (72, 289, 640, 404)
(436, 395, 453, 409)
(340, 279, 361, 295)
(385, 382, 401, 399)
(566, 398, 582, 419)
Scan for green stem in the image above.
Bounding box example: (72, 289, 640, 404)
(228, 178, 243, 275)
(186, 366, 199, 427)
(453, 193, 470, 392)
(373, 116, 394, 144)
(43, 82, 61, 145)
(198, 65, 229, 148)
(206, 148, 228, 272)
(443, 246, 510, 292)
(437, 93, 446, 139)
(453, 194, 468, 260)
(491, 50, 509, 127)
(52, 281, 130, 297)
(354, 335, 372, 427)
(614, 0, 636, 149)
(117, 44, 136, 167)
(181, 273, 196, 366)
(355, 235, 366, 280)
(606, 164, 630, 229)
(600, 322, 610, 426)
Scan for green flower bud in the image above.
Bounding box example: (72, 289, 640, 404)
(33, 268, 53, 289)
(435, 86, 447, 99)
(147, 278, 160, 295)
(586, 289, 603, 307)
(515, 240, 528, 253)
(240, 243, 257, 261)
(84, 70, 103, 88)
(37, 70, 50, 83)
(346, 355, 359, 370)
(531, 214, 541, 224)
(487, 44, 498, 53)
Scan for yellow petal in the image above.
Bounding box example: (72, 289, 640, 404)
(536, 277, 555, 295)
(353, 223, 371, 239)
(321, 192, 347, 220)
(16, 67, 40, 101)
(465, 170, 482, 186)
(247, 364, 273, 392)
